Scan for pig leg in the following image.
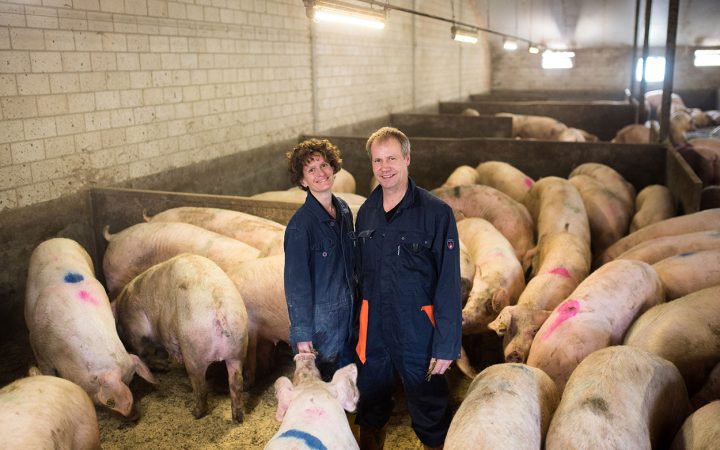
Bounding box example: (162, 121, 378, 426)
(226, 359, 244, 422)
(243, 330, 258, 389)
(121, 312, 169, 370)
(185, 360, 210, 419)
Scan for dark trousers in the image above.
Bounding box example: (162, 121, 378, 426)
(355, 346, 452, 447)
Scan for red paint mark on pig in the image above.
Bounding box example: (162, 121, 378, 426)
(304, 406, 326, 418)
(523, 177, 534, 187)
(78, 290, 98, 305)
(542, 299, 580, 340)
(548, 266, 571, 278)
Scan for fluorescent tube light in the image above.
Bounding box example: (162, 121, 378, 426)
(503, 40, 518, 51)
(528, 46, 540, 54)
(305, 0, 386, 29)
(451, 26, 478, 44)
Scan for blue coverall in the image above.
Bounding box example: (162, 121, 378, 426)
(354, 178, 462, 447)
(284, 191, 356, 379)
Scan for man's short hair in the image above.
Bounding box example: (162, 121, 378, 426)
(365, 127, 411, 158)
(286, 138, 342, 191)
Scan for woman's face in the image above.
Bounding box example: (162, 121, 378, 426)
(301, 152, 334, 194)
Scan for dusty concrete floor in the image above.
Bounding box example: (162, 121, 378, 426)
(97, 354, 474, 450)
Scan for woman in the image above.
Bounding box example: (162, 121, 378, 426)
(283, 138, 356, 380)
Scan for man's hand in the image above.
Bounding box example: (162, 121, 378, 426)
(426, 358, 453, 380)
(297, 341, 315, 354)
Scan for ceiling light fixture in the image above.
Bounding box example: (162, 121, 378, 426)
(528, 45, 540, 54)
(451, 25, 478, 44)
(503, 40, 518, 51)
(304, 0, 386, 29)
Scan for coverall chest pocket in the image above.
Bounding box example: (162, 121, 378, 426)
(311, 238, 335, 258)
(398, 231, 432, 254)
(397, 231, 434, 295)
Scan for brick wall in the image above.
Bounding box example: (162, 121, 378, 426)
(0, 0, 491, 212)
(492, 46, 720, 93)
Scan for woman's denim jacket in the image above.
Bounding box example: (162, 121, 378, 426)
(283, 191, 356, 365)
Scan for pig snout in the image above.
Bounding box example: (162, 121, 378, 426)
(506, 351, 523, 363)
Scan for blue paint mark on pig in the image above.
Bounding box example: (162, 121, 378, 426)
(277, 429, 327, 450)
(64, 272, 84, 283)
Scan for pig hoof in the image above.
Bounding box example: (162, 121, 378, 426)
(232, 409, 244, 423)
(192, 405, 208, 419)
(505, 351, 523, 363)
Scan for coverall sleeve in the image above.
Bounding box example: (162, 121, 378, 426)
(283, 222, 314, 344)
(430, 206, 462, 360)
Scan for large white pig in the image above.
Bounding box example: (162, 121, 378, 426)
(26, 238, 156, 418)
(568, 163, 636, 215)
(265, 353, 359, 450)
(496, 113, 569, 140)
(611, 123, 653, 144)
(625, 285, 720, 395)
(671, 401, 720, 450)
(630, 184, 675, 232)
(599, 208, 720, 264)
(569, 174, 631, 255)
(144, 206, 286, 256)
(113, 254, 249, 421)
(527, 259, 664, 390)
(523, 176, 591, 244)
(691, 362, 720, 410)
(652, 248, 720, 300)
(440, 165, 480, 188)
(489, 232, 591, 363)
(0, 372, 101, 450)
(616, 230, 720, 264)
(546, 345, 689, 450)
(475, 160, 534, 203)
(457, 218, 525, 334)
(103, 222, 260, 297)
(433, 184, 535, 266)
(445, 363, 559, 450)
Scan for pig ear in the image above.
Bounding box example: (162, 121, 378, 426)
(97, 374, 134, 417)
(488, 306, 513, 336)
(491, 287, 509, 313)
(330, 364, 359, 413)
(130, 354, 157, 385)
(274, 376, 294, 422)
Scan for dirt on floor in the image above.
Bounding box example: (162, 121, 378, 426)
(98, 354, 475, 450)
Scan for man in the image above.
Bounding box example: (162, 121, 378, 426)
(354, 127, 462, 450)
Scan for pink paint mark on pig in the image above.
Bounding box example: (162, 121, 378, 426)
(548, 266, 571, 278)
(304, 406, 326, 418)
(490, 251, 506, 257)
(542, 299, 580, 340)
(78, 290, 99, 305)
(523, 177, 534, 187)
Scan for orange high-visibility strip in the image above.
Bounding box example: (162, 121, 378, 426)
(421, 305, 435, 327)
(355, 299, 369, 364)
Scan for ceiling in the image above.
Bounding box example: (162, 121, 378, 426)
(481, 0, 720, 49)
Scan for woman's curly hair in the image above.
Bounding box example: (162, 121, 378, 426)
(286, 138, 343, 191)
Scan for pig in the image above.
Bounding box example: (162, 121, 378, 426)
(523, 176, 591, 245)
(569, 174, 631, 255)
(679, 138, 720, 187)
(599, 208, 720, 264)
(670, 109, 695, 147)
(26, 238, 156, 418)
(630, 184, 675, 232)
(475, 160, 534, 203)
(433, 184, 535, 267)
(113, 254, 249, 421)
(332, 168, 357, 194)
(611, 123, 653, 144)
(445, 363, 560, 450)
(103, 222, 260, 298)
(458, 240, 476, 302)
(671, 401, 720, 450)
(526, 259, 664, 390)
(440, 165, 479, 188)
(546, 346, 689, 450)
(265, 353, 359, 450)
(625, 285, 720, 396)
(460, 107, 480, 116)
(690, 363, 720, 410)
(489, 232, 591, 363)
(0, 372, 101, 450)
(568, 163, 636, 215)
(689, 108, 714, 128)
(144, 206, 286, 257)
(645, 89, 686, 118)
(652, 248, 720, 300)
(457, 218, 526, 334)
(556, 127, 586, 142)
(496, 113, 569, 141)
(616, 230, 720, 264)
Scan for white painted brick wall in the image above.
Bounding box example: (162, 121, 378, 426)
(0, 0, 491, 211)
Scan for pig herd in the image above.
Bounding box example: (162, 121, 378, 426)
(3, 158, 720, 449)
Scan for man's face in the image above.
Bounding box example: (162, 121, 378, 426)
(370, 137, 410, 193)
